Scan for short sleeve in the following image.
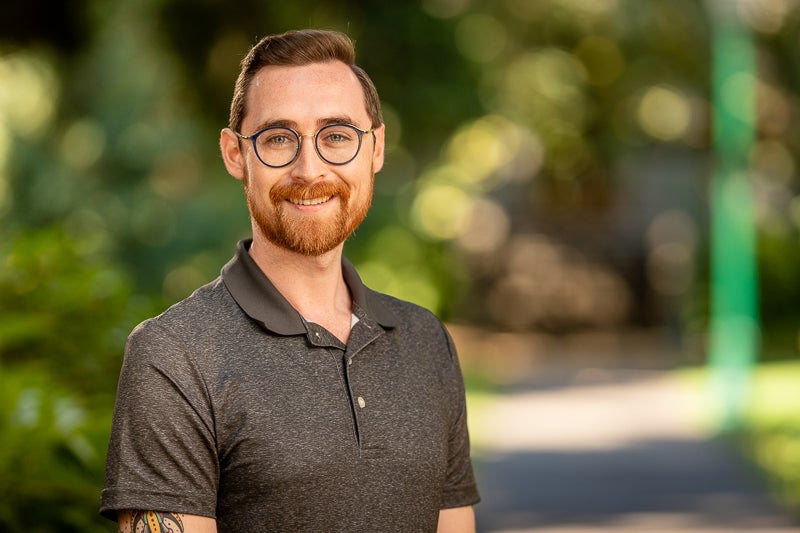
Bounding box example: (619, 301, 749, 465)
(100, 319, 219, 520)
(439, 324, 481, 509)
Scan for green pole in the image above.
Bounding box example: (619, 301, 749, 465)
(706, 0, 759, 432)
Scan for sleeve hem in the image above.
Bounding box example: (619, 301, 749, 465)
(99, 488, 217, 522)
(440, 488, 481, 510)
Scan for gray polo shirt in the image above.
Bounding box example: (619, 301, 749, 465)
(100, 239, 479, 531)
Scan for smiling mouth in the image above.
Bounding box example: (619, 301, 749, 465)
(288, 196, 333, 206)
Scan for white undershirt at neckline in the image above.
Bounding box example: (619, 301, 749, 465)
(303, 313, 360, 328)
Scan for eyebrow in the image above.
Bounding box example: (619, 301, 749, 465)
(248, 116, 362, 134)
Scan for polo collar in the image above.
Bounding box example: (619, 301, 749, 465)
(221, 239, 398, 335)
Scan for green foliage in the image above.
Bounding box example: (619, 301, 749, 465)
(759, 232, 800, 359)
(0, 227, 161, 531)
(0, 227, 161, 396)
(0, 367, 113, 532)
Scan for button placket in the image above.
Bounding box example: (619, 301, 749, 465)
(342, 315, 384, 450)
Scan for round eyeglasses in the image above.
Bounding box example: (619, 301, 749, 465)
(236, 123, 375, 168)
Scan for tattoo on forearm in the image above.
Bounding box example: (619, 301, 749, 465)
(130, 511, 184, 533)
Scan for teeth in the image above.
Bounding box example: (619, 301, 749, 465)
(290, 196, 332, 206)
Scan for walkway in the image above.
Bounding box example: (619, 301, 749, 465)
(450, 326, 799, 533)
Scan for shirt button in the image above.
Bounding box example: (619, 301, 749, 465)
(347, 359, 353, 366)
(357, 396, 366, 408)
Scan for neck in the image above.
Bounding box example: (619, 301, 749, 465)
(248, 234, 354, 343)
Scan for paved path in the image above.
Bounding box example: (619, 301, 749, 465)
(452, 327, 799, 532)
(469, 370, 798, 532)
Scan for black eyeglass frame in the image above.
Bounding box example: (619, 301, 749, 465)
(235, 123, 375, 168)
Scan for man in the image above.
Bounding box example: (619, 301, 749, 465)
(101, 29, 479, 532)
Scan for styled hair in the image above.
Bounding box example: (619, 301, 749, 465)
(228, 29, 383, 133)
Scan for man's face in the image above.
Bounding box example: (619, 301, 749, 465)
(236, 61, 385, 256)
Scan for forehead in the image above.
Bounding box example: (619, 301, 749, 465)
(244, 61, 368, 129)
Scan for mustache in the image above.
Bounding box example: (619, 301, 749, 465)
(269, 181, 350, 204)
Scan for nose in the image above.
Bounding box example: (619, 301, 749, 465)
(290, 134, 326, 182)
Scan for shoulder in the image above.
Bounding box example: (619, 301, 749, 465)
(161, 277, 236, 325)
(369, 288, 444, 328)
(365, 288, 457, 355)
(121, 276, 247, 395)
(137, 276, 237, 332)
(126, 276, 244, 358)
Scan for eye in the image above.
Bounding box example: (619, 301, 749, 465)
(258, 129, 297, 149)
(320, 127, 355, 145)
(264, 134, 291, 146)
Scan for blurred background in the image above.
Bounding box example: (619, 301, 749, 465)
(0, 0, 798, 531)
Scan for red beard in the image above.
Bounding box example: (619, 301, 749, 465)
(246, 177, 373, 256)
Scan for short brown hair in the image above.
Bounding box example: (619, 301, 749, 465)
(228, 29, 383, 133)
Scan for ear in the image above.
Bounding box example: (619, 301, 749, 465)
(220, 128, 246, 181)
(371, 123, 386, 174)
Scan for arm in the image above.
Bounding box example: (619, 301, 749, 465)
(437, 506, 475, 533)
(117, 511, 217, 533)
(101, 323, 219, 524)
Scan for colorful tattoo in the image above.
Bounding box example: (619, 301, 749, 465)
(130, 511, 184, 533)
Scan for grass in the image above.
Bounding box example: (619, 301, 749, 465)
(680, 359, 800, 518)
(739, 360, 800, 519)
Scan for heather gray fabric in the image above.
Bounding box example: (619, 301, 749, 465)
(100, 239, 479, 531)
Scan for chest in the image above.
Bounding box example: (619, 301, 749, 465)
(211, 333, 454, 491)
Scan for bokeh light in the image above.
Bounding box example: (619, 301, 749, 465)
(751, 139, 795, 185)
(637, 85, 692, 142)
(455, 196, 511, 256)
(738, 0, 792, 33)
(58, 119, 107, 170)
(756, 80, 792, 137)
(498, 48, 588, 131)
(446, 115, 523, 187)
(411, 180, 473, 240)
(0, 51, 59, 139)
(357, 224, 441, 313)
